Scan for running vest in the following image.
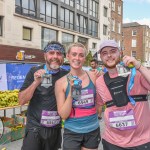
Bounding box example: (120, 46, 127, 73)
(104, 72, 148, 108)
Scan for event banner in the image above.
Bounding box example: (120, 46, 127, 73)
(0, 64, 8, 91)
(6, 63, 38, 90)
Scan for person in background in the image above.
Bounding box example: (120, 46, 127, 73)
(55, 42, 101, 150)
(90, 59, 103, 121)
(96, 40, 150, 150)
(18, 41, 68, 150)
(90, 59, 102, 72)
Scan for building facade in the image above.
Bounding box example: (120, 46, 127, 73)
(0, 0, 123, 63)
(110, 0, 123, 48)
(123, 22, 150, 67)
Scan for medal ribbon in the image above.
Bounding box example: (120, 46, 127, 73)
(44, 65, 60, 75)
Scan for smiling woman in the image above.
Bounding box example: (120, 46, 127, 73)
(55, 42, 101, 150)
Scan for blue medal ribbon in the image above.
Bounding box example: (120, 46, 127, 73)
(44, 65, 60, 75)
(119, 62, 136, 105)
(128, 67, 136, 105)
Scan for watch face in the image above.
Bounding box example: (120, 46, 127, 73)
(0, 118, 4, 139)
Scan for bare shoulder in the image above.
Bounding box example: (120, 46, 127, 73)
(55, 74, 68, 87)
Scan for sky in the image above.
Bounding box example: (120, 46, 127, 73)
(123, 0, 150, 27)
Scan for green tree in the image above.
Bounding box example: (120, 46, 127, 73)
(84, 51, 93, 66)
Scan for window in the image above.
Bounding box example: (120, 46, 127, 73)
(146, 40, 149, 48)
(118, 22, 121, 34)
(103, 6, 107, 17)
(147, 31, 149, 36)
(60, 8, 74, 30)
(90, 0, 98, 18)
(132, 30, 137, 36)
(111, 1, 115, 11)
(0, 16, 3, 36)
(89, 20, 98, 37)
(103, 25, 107, 35)
(132, 39, 136, 47)
(62, 33, 74, 51)
(112, 19, 115, 32)
(41, 28, 57, 50)
(77, 0, 87, 13)
(118, 5, 121, 15)
(92, 43, 97, 49)
(132, 51, 136, 58)
(61, 0, 74, 7)
(15, 0, 37, 18)
(23, 27, 32, 41)
(77, 14, 87, 34)
(112, 1, 115, 11)
(40, 1, 57, 25)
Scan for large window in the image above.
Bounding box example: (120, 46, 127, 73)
(0, 16, 2, 36)
(90, 0, 98, 18)
(41, 28, 57, 50)
(89, 20, 98, 37)
(23, 27, 32, 41)
(77, 0, 87, 13)
(40, 1, 57, 25)
(60, 8, 74, 30)
(62, 33, 74, 52)
(15, 0, 37, 18)
(61, 0, 74, 7)
(77, 15, 87, 34)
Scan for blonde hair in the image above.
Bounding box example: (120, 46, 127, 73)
(67, 42, 87, 56)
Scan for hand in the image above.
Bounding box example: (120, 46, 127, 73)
(93, 69, 103, 78)
(34, 69, 46, 84)
(122, 55, 141, 70)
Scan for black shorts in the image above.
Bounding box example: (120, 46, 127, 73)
(102, 139, 150, 150)
(63, 127, 101, 150)
(21, 127, 62, 150)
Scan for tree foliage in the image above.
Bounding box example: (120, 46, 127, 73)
(84, 51, 93, 66)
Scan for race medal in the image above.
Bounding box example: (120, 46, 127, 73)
(41, 74, 52, 88)
(40, 110, 60, 127)
(109, 109, 137, 130)
(116, 63, 131, 77)
(73, 89, 94, 108)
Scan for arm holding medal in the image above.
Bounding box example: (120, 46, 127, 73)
(55, 74, 74, 120)
(19, 69, 45, 105)
(122, 55, 150, 84)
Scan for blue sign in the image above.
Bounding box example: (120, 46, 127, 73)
(6, 63, 38, 90)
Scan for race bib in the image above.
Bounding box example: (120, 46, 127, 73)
(73, 89, 94, 108)
(109, 109, 137, 130)
(40, 110, 60, 127)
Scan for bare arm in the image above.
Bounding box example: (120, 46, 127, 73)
(55, 77, 73, 120)
(19, 69, 45, 105)
(123, 55, 150, 84)
(19, 81, 40, 105)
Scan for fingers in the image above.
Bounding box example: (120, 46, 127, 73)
(34, 69, 45, 80)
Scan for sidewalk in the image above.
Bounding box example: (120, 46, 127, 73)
(0, 119, 105, 150)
